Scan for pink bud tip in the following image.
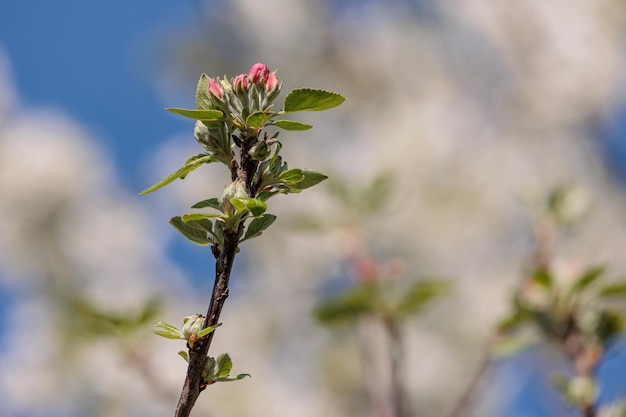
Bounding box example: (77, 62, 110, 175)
(265, 72, 279, 92)
(233, 73, 250, 93)
(248, 62, 270, 84)
(208, 78, 224, 99)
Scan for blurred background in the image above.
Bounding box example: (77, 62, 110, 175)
(2, 1, 626, 416)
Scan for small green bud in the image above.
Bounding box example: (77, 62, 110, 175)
(181, 314, 206, 348)
(221, 179, 248, 217)
(567, 376, 597, 408)
(249, 141, 271, 161)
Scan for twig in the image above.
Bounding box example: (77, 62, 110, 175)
(173, 133, 258, 417)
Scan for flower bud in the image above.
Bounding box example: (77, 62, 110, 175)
(208, 77, 224, 100)
(248, 62, 270, 84)
(265, 72, 279, 92)
(233, 74, 250, 94)
(194, 121, 210, 144)
(220, 179, 248, 216)
(181, 314, 207, 348)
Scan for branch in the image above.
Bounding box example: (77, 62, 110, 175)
(174, 227, 240, 417)
(173, 134, 258, 417)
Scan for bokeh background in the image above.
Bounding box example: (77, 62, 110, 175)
(2, 1, 626, 416)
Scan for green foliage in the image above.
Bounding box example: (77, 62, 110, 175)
(272, 120, 313, 131)
(283, 88, 345, 112)
(169, 216, 213, 246)
(140, 154, 215, 195)
(165, 108, 223, 121)
(315, 279, 449, 326)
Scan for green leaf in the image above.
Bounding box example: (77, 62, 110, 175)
(169, 216, 211, 246)
(196, 73, 212, 109)
(178, 351, 189, 362)
(182, 212, 223, 223)
(531, 269, 553, 288)
(283, 88, 345, 113)
(197, 323, 222, 339)
(192, 198, 222, 210)
(570, 265, 605, 294)
(140, 154, 215, 195)
(183, 218, 214, 234)
(212, 374, 251, 382)
(272, 120, 313, 131)
(153, 320, 183, 339)
(360, 173, 393, 215)
(230, 197, 267, 217)
(242, 214, 277, 242)
(165, 108, 224, 121)
(493, 334, 535, 357)
(246, 111, 275, 128)
(598, 283, 626, 298)
(595, 310, 625, 342)
(216, 353, 233, 378)
(289, 169, 328, 190)
(497, 310, 531, 334)
(315, 284, 378, 325)
(279, 168, 305, 185)
(396, 280, 450, 316)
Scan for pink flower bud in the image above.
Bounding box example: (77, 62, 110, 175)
(233, 73, 250, 94)
(208, 77, 224, 99)
(354, 257, 378, 283)
(265, 72, 279, 93)
(248, 62, 270, 84)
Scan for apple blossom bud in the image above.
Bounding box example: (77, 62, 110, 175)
(233, 74, 250, 94)
(181, 314, 207, 348)
(208, 77, 224, 100)
(265, 72, 278, 92)
(248, 62, 270, 84)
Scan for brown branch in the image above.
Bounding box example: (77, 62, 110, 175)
(173, 133, 259, 417)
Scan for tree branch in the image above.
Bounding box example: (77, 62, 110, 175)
(173, 134, 258, 417)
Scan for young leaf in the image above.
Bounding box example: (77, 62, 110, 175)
(165, 108, 224, 121)
(246, 111, 275, 128)
(181, 212, 223, 223)
(153, 320, 183, 339)
(242, 214, 277, 242)
(315, 284, 378, 325)
(212, 374, 251, 382)
(196, 73, 212, 110)
(230, 197, 267, 217)
(283, 88, 345, 113)
(192, 197, 222, 210)
(183, 218, 214, 234)
(169, 216, 211, 246)
(396, 280, 450, 316)
(178, 351, 189, 362)
(598, 283, 626, 298)
(140, 154, 215, 195)
(289, 169, 328, 190)
(279, 168, 305, 185)
(216, 353, 233, 378)
(197, 323, 222, 339)
(570, 265, 605, 294)
(272, 120, 313, 131)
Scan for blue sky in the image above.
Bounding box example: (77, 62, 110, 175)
(0, 0, 201, 188)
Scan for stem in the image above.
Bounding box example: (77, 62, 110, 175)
(174, 228, 240, 417)
(173, 133, 258, 417)
(385, 317, 408, 417)
(443, 343, 492, 417)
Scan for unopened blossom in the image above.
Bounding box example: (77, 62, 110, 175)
(208, 77, 224, 100)
(233, 74, 250, 94)
(248, 62, 270, 84)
